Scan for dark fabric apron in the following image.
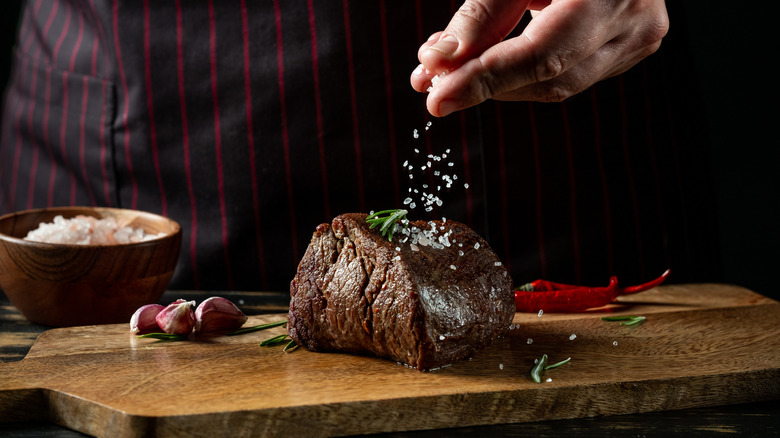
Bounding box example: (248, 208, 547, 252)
(1, 0, 722, 292)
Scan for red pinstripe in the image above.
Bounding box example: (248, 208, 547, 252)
(240, 0, 268, 288)
(79, 75, 97, 205)
(25, 0, 59, 209)
(307, 0, 332, 220)
(8, 57, 30, 209)
(378, 0, 400, 207)
(175, 0, 199, 288)
(112, 0, 138, 209)
(19, 0, 44, 55)
(99, 79, 111, 206)
(143, 0, 168, 216)
(341, 0, 366, 212)
(207, 0, 234, 289)
(273, 0, 300, 262)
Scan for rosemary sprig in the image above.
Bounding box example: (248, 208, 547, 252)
(531, 354, 571, 383)
(227, 320, 287, 336)
(601, 315, 646, 326)
(366, 209, 408, 241)
(530, 354, 548, 383)
(260, 334, 299, 353)
(260, 334, 290, 346)
(137, 333, 189, 342)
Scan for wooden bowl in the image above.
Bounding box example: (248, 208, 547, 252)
(0, 207, 181, 327)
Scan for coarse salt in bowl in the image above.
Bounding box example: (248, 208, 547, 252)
(0, 207, 182, 327)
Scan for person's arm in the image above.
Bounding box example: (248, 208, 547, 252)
(410, 0, 669, 117)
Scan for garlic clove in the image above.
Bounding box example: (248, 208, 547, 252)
(130, 304, 164, 334)
(194, 296, 248, 334)
(155, 299, 196, 335)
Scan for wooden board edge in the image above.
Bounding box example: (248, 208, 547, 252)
(28, 367, 780, 438)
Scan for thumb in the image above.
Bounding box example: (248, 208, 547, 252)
(419, 0, 532, 74)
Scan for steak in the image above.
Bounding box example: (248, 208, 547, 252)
(288, 213, 514, 371)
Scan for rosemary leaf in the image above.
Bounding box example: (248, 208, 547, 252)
(601, 315, 646, 326)
(530, 354, 548, 383)
(227, 320, 287, 336)
(545, 357, 571, 370)
(260, 334, 290, 347)
(366, 209, 408, 241)
(137, 333, 189, 342)
(283, 339, 299, 352)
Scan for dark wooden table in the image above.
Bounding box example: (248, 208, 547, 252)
(2, 290, 779, 437)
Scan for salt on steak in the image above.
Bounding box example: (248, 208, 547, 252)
(288, 213, 514, 371)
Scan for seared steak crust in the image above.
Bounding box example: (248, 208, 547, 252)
(288, 213, 514, 370)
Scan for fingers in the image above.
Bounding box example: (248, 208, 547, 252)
(418, 0, 669, 116)
(418, 0, 532, 74)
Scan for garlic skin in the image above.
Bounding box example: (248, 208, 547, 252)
(195, 296, 248, 333)
(155, 299, 196, 335)
(130, 304, 164, 334)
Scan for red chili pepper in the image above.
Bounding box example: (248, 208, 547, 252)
(514, 269, 670, 313)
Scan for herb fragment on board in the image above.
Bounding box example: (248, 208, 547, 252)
(136, 333, 189, 342)
(601, 315, 646, 326)
(531, 354, 571, 383)
(260, 334, 299, 353)
(366, 209, 408, 241)
(227, 320, 287, 336)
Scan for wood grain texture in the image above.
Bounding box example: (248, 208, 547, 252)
(0, 284, 778, 437)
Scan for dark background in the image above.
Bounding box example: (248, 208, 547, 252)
(1, 1, 777, 300)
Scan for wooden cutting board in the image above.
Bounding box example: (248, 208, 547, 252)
(1, 284, 779, 437)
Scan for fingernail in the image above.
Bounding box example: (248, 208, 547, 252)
(413, 64, 424, 76)
(430, 34, 459, 56)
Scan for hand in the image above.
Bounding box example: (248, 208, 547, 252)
(410, 0, 669, 117)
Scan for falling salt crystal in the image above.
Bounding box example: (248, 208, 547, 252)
(426, 121, 432, 127)
(450, 265, 457, 270)
(499, 364, 504, 370)
(448, 162, 454, 167)
(538, 310, 544, 318)
(395, 247, 401, 252)
(413, 129, 419, 139)
(458, 250, 464, 256)
(474, 242, 480, 249)
(414, 148, 420, 154)
(464, 183, 469, 189)
(613, 341, 619, 346)
(527, 338, 533, 344)
(546, 378, 552, 383)
(409, 174, 414, 179)
(439, 335, 445, 341)
(409, 202, 416, 209)
(494, 262, 502, 266)
(394, 255, 401, 261)
(403, 197, 412, 205)
(569, 334, 577, 341)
